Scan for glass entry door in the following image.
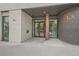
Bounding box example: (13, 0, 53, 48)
(34, 22, 45, 37)
(2, 16, 9, 41)
(49, 20, 57, 38)
(33, 19, 58, 38)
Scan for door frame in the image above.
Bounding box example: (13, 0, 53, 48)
(2, 16, 9, 41)
(34, 21, 45, 37)
(32, 18, 58, 38)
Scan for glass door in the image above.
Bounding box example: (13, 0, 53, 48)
(33, 19, 58, 38)
(39, 22, 45, 37)
(49, 20, 57, 38)
(34, 22, 40, 37)
(34, 22, 45, 37)
(2, 16, 9, 41)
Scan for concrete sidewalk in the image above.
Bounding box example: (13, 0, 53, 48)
(0, 38, 79, 56)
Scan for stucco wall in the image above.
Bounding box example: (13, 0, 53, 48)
(0, 9, 32, 43)
(59, 7, 79, 45)
(0, 3, 62, 11)
(9, 10, 21, 43)
(21, 10, 32, 42)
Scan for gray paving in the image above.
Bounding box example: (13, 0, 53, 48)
(0, 38, 79, 56)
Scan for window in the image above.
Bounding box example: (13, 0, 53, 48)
(2, 16, 9, 41)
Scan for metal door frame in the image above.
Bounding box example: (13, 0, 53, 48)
(2, 16, 9, 41)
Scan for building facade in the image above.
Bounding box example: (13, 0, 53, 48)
(0, 3, 79, 45)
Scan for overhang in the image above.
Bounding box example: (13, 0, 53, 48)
(0, 3, 63, 11)
(23, 3, 79, 17)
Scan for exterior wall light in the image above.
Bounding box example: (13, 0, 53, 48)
(63, 13, 75, 22)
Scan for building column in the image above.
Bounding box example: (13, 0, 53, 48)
(45, 14, 49, 40)
(9, 10, 21, 43)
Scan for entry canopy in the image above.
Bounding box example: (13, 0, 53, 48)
(23, 3, 79, 17)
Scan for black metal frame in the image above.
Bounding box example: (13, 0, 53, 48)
(32, 18, 58, 38)
(34, 21, 45, 37)
(2, 16, 9, 41)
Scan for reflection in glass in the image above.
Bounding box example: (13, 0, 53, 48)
(2, 16, 9, 41)
(35, 23, 40, 36)
(40, 23, 44, 36)
(49, 20, 57, 37)
(33, 19, 57, 38)
(34, 22, 44, 37)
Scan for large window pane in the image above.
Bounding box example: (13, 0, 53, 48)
(2, 16, 9, 41)
(49, 20, 57, 38)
